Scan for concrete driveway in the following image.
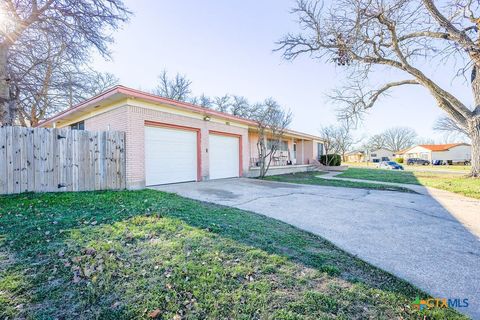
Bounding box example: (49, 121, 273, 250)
(153, 178, 480, 319)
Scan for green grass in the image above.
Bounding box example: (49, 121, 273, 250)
(343, 162, 471, 172)
(264, 172, 414, 193)
(338, 168, 480, 199)
(0, 190, 466, 319)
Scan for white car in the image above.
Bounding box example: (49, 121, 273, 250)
(377, 161, 404, 170)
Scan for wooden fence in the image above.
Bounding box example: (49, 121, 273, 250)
(0, 126, 126, 195)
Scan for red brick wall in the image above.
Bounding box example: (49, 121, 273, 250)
(86, 104, 249, 189)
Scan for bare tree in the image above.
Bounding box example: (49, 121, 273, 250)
(16, 65, 118, 126)
(212, 95, 231, 113)
(416, 137, 435, 145)
(363, 134, 387, 151)
(197, 94, 212, 108)
(9, 31, 119, 126)
(230, 95, 252, 118)
(334, 122, 356, 161)
(381, 127, 417, 152)
(434, 116, 469, 136)
(0, 0, 130, 125)
(319, 123, 356, 162)
(434, 115, 470, 143)
(318, 125, 338, 165)
(251, 99, 292, 178)
(277, 0, 480, 176)
(154, 70, 192, 101)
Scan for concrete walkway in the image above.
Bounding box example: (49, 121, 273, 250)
(320, 171, 480, 237)
(153, 178, 480, 319)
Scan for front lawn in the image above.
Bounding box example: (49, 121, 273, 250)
(338, 168, 480, 199)
(0, 190, 465, 319)
(343, 161, 471, 172)
(264, 172, 414, 193)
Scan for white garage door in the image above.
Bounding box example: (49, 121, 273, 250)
(145, 126, 197, 185)
(209, 134, 239, 179)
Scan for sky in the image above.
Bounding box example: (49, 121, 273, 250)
(92, 0, 473, 144)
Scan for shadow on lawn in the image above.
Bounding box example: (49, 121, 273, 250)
(0, 190, 470, 319)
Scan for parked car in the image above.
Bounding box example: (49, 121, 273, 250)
(432, 160, 446, 166)
(406, 158, 430, 166)
(433, 159, 470, 166)
(377, 161, 404, 170)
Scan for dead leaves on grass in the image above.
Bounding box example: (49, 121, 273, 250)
(148, 309, 161, 318)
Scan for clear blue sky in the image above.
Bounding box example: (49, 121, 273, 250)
(92, 0, 473, 142)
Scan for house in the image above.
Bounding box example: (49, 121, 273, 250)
(38, 86, 325, 188)
(345, 148, 394, 163)
(401, 143, 471, 164)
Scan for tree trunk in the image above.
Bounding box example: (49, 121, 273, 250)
(468, 116, 480, 177)
(257, 134, 267, 178)
(470, 65, 480, 177)
(0, 44, 9, 125)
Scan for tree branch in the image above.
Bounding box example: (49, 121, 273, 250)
(367, 80, 420, 109)
(422, 0, 475, 47)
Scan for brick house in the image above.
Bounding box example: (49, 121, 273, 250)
(38, 86, 325, 189)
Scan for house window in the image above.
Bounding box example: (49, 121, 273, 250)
(371, 153, 377, 157)
(317, 143, 324, 159)
(70, 121, 85, 130)
(267, 139, 288, 151)
(293, 143, 297, 159)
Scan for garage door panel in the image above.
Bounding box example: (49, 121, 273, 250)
(145, 126, 197, 185)
(209, 134, 239, 180)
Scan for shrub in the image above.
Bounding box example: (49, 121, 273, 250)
(395, 158, 404, 163)
(319, 154, 341, 166)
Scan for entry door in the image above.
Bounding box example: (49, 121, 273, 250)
(209, 134, 240, 179)
(145, 126, 198, 185)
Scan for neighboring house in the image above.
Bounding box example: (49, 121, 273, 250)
(38, 86, 325, 188)
(345, 148, 394, 163)
(402, 143, 472, 163)
(392, 148, 409, 159)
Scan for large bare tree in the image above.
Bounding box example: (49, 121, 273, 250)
(381, 127, 417, 152)
(363, 134, 386, 151)
(10, 32, 119, 126)
(0, 0, 130, 126)
(277, 0, 480, 176)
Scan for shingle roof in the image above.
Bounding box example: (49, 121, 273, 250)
(37, 85, 323, 141)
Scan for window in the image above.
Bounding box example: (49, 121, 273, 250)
(70, 121, 85, 130)
(317, 143, 324, 158)
(371, 153, 377, 157)
(267, 139, 288, 151)
(293, 143, 297, 159)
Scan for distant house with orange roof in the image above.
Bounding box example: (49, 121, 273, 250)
(401, 143, 471, 164)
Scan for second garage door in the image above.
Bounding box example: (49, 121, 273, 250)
(209, 133, 240, 179)
(145, 126, 198, 185)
